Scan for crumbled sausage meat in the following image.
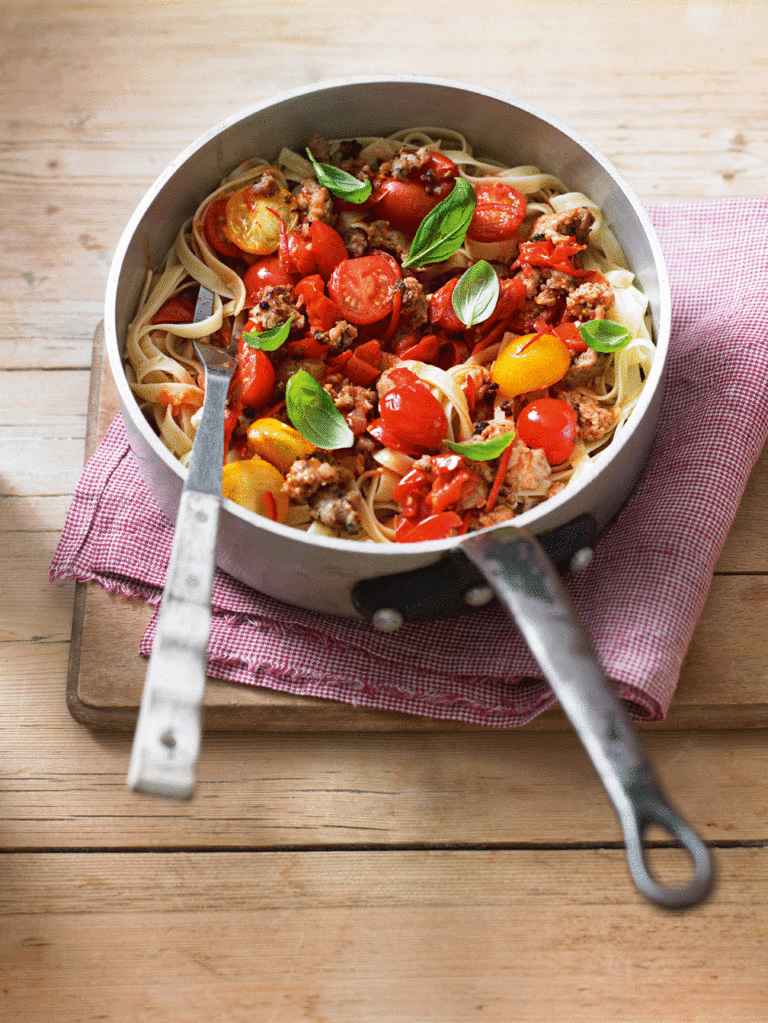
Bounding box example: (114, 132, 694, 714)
(557, 389, 617, 442)
(561, 348, 608, 388)
(306, 135, 331, 163)
(529, 206, 595, 245)
(566, 278, 615, 320)
(248, 173, 284, 203)
(378, 146, 431, 181)
(310, 320, 358, 354)
(365, 220, 411, 261)
(282, 456, 363, 534)
(398, 276, 429, 327)
(252, 286, 306, 331)
(324, 375, 376, 436)
(296, 178, 335, 225)
(342, 227, 368, 258)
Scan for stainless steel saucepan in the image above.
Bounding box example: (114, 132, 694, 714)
(105, 77, 713, 907)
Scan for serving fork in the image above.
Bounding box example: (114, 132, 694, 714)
(127, 285, 238, 799)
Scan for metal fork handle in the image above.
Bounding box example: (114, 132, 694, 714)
(126, 360, 232, 799)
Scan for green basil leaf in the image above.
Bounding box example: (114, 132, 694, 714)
(285, 369, 354, 450)
(401, 178, 477, 269)
(306, 149, 373, 204)
(451, 260, 499, 327)
(578, 319, 632, 352)
(443, 430, 515, 462)
(242, 317, 293, 352)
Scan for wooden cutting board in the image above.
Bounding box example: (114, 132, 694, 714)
(67, 327, 768, 731)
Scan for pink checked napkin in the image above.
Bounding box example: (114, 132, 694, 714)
(51, 200, 768, 726)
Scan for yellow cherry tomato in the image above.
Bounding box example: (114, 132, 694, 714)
(491, 332, 571, 398)
(221, 457, 289, 522)
(246, 418, 316, 474)
(224, 180, 298, 255)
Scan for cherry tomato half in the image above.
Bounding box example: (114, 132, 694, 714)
(491, 332, 571, 398)
(230, 339, 276, 412)
(378, 367, 448, 451)
(243, 256, 296, 306)
(309, 221, 349, 281)
(429, 277, 464, 333)
(328, 255, 400, 325)
(203, 199, 242, 258)
(466, 182, 527, 243)
(224, 181, 298, 255)
(516, 398, 578, 465)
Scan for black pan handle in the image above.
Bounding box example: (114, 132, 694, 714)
(461, 526, 714, 910)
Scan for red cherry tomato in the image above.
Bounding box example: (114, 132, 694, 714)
(372, 179, 443, 236)
(369, 151, 457, 236)
(230, 340, 276, 412)
(203, 198, 242, 258)
(328, 255, 400, 325)
(467, 182, 527, 243)
(243, 257, 296, 306)
(294, 274, 343, 332)
(151, 292, 196, 325)
(429, 278, 464, 333)
(516, 397, 579, 465)
(378, 367, 448, 451)
(309, 221, 349, 281)
(395, 511, 463, 542)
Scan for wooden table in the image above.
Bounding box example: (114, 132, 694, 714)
(3, 1, 768, 1019)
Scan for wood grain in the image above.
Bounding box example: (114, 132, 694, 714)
(3, 1, 768, 1018)
(1, 849, 767, 1023)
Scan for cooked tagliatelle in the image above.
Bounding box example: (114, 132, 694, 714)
(125, 127, 654, 543)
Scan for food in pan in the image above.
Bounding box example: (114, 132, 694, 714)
(125, 128, 654, 543)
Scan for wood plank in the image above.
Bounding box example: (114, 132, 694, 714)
(1, 700, 766, 848)
(1, 848, 766, 1022)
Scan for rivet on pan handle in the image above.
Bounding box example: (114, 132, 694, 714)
(462, 526, 715, 910)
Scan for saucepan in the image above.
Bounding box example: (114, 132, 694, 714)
(104, 76, 713, 907)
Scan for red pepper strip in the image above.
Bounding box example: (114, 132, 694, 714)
(382, 286, 403, 343)
(223, 408, 240, 459)
(398, 334, 441, 364)
(485, 442, 514, 513)
(344, 353, 381, 387)
(470, 320, 508, 357)
(263, 491, 278, 522)
(553, 321, 588, 353)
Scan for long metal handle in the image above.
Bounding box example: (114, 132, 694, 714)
(127, 348, 232, 799)
(462, 526, 714, 909)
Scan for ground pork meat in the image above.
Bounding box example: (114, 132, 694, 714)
(324, 375, 376, 436)
(282, 456, 363, 534)
(504, 439, 551, 493)
(251, 285, 306, 331)
(566, 278, 614, 320)
(306, 135, 331, 163)
(311, 490, 363, 533)
(529, 206, 595, 245)
(397, 276, 429, 327)
(561, 348, 608, 388)
(296, 178, 335, 225)
(557, 389, 617, 442)
(365, 220, 411, 261)
(248, 173, 284, 203)
(536, 270, 578, 308)
(378, 146, 431, 181)
(342, 226, 368, 258)
(310, 320, 358, 354)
